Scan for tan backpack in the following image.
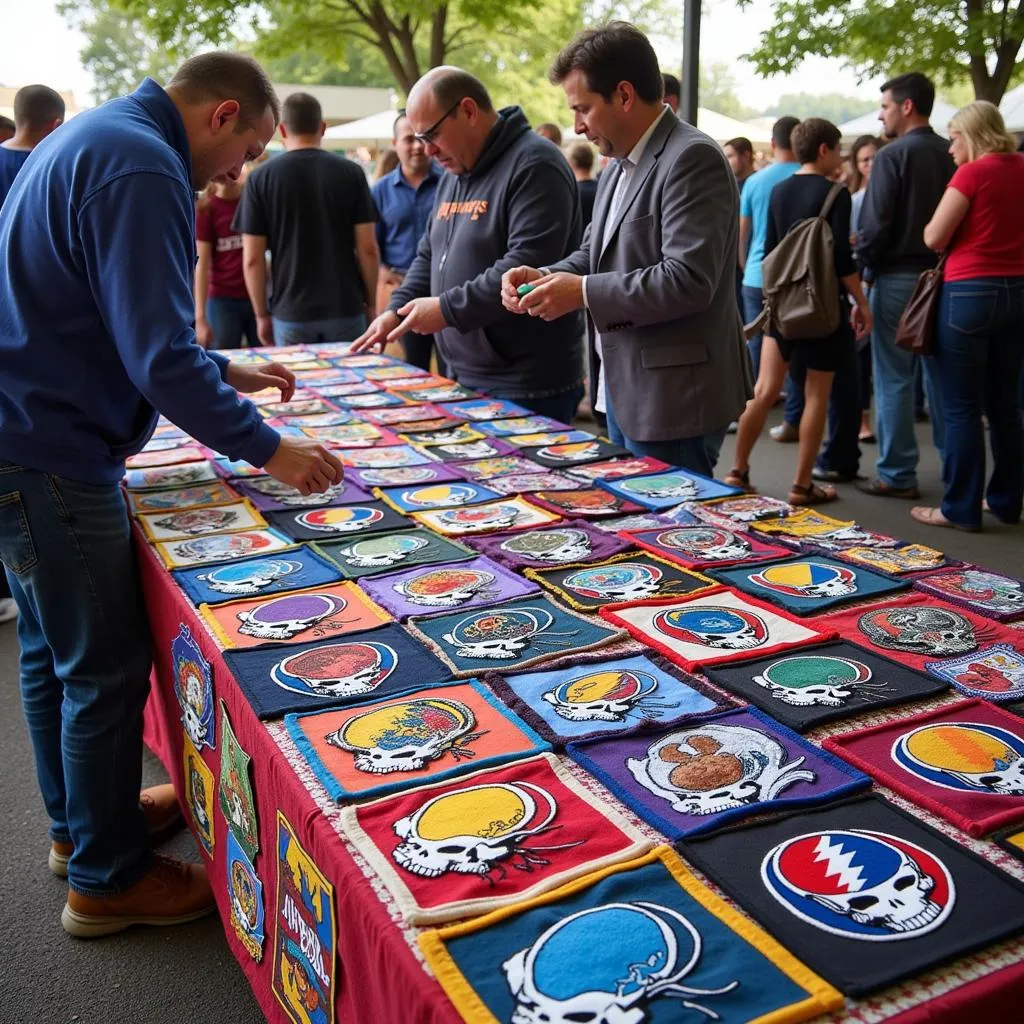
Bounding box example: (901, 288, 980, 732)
(745, 182, 845, 341)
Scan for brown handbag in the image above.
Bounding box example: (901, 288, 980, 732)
(895, 253, 947, 355)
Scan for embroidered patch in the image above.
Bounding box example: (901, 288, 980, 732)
(183, 737, 216, 857)
(138, 501, 267, 543)
(384, 416, 465, 435)
(486, 471, 583, 494)
(399, 424, 486, 446)
(301, 423, 402, 447)
(234, 477, 371, 512)
(346, 463, 464, 488)
(155, 529, 296, 569)
(526, 552, 716, 611)
(200, 581, 392, 650)
(679, 794, 1024, 996)
(224, 622, 452, 719)
(418, 438, 519, 462)
(411, 496, 561, 536)
(627, 525, 793, 569)
(750, 510, 899, 552)
(819, 593, 1016, 673)
(213, 457, 267, 479)
(341, 753, 651, 924)
(272, 812, 337, 1024)
(126, 480, 240, 514)
(466, 519, 632, 569)
(376, 481, 503, 513)
(406, 595, 623, 677)
(332, 391, 408, 409)
(445, 456, 538, 481)
(363, 363, 432, 381)
(709, 556, 907, 616)
(172, 624, 215, 750)
(476, 415, 563, 436)
(419, 846, 843, 1024)
(393, 382, 479, 403)
(522, 439, 631, 469)
(276, 412, 360, 428)
(704, 641, 948, 732)
(925, 643, 1024, 700)
(914, 567, 1024, 622)
(599, 470, 743, 509)
(313, 527, 475, 580)
(835, 543, 953, 577)
(360, 556, 539, 619)
(506, 430, 598, 447)
(443, 398, 534, 421)
(487, 652, 727, 747)
(262, 398, 338, 418)
(226, 830, 265, 963)
(338, 445, 434, 469)
(526, 488, 646, 519)
(218, 702, 259, 861)
(267, 501, 410, 541)
(126, 445, 207, 469)
(566, 455, 672, 482)
(173, 548, 342, 606)
(601, 589, 831, 672)
(569, 706, 868, 838)
(357, 403, 447, 426)
(285, 679, 550, 801)
(594, 512, 675, 532)
(824, 698, 1024, 837)
(124, 460, 219, 490)
(691, 493, 795, 523)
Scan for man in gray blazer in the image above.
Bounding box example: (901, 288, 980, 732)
(502, 22, 752, 476)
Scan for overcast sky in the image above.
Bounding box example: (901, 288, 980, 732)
(0, 0, 879, 112)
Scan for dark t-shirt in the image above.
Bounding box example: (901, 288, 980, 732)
(577, 178, 598, 229)
(0, 146, 31, 208)
(196, 193, 246, 299)
(233, 149, 377, 321)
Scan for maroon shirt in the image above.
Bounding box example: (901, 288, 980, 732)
(195, 193, 247, 299)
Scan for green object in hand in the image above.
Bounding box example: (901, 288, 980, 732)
(517, 283, 535, 297)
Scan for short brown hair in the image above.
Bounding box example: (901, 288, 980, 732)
(792, 118, 841, 164)
(725, 137, 753, 157)
(536, 123, 563, 146)
(567, 141, 594, 172)
(13, 85, 65, 130)
(550, 22, 663, 104)
(167, 52, 280, 128)
(282, 92, 322, 135)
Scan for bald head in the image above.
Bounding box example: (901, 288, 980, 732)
(408, 66, 493, 114)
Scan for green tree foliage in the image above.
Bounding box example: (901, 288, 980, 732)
(739, 0, 1023, 104)
(698, 62, 757, 119)
(762, 92, 877, 123)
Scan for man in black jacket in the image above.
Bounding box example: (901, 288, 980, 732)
(855, 71, 953, 499)
(352, 67, 585, 423)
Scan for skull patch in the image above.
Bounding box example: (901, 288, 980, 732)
(272, 641, 397, 699)
(753, 654, 879, 707)
(748, 562, 859, 600)
(294, 507, 385, 534)
(543, 668, 679, 722)
(197, 558, 303, 596)
(336, 534, 430, 568)
(394, 567, 498, 608)
(235, 592, 350, 641)
(656, 527, 751, 562)
(441, 607, 576, 660)
(858, 606, 977, 656)
(654, 605, 769, 651)
(500, 528, 592, 563)
(562, 563, 664, 602)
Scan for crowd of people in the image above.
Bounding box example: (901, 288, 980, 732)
(0, 19, 1021, 938)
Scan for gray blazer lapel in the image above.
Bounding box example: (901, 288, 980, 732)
(590, 164, 623, 273)
(599, 112, 677, 261)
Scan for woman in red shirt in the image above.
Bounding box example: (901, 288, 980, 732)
(912, 101, 1024, 531)
(194, 169, 258, 349)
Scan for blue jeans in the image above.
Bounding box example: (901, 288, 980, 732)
(206, 296, 257, 350)
(933, 278, 1024, 527)
(488, 386, 585, 426)
(869, 272, 945, 489)
(272, 314, 367, 346)
(743, 284, 803, 425)
(0, 463, 150, 896)
(604, 388, 726, 478)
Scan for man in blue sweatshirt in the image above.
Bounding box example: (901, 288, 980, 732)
(351, 67, 585, 423)
(0, 52, 342, 938)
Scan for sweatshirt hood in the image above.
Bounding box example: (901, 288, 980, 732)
(465, 106, 531, 179)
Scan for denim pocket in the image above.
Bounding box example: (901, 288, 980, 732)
(947, 290, 999, 336)
(0, 491, 38, 574)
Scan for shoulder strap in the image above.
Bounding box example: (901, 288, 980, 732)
(818, 182, 845, 220)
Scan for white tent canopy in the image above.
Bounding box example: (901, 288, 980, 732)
(695, 108, 772, 146)
(1000, 83, 1024, 131)
(838, 100, 959, 138)
(323, 109, 400, 146)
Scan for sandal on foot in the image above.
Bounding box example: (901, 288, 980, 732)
(910, 506, 980, 532)
(789, 482, 837, 506)
(724, 468, 756, 493)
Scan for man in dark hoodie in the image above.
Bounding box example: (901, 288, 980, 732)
(351, 67, 585, 423)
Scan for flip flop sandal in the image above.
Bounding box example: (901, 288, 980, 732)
(910, 506, 980, 532)
(789, 482, 837, 506)
(724, 468, 757, 493)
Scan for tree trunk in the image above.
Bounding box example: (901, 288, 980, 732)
(430, 5, 447, 68)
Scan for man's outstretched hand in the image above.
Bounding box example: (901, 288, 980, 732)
(350, 311, 401, 354)
(225, 360, 296, 402)
(264, 436, 344, 495)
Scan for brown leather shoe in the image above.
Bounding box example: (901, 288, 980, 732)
(62, 855, 215, 938)
(49, 784, 183, 878)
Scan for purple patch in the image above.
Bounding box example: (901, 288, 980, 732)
(234, 476, 371, 512)
(346, 464, 466, 489)
(466, 518, 633, 570)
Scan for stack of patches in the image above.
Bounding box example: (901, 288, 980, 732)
(133, 342, 1024, 1024)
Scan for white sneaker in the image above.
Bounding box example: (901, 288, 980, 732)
(0, 598, 18, 624)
